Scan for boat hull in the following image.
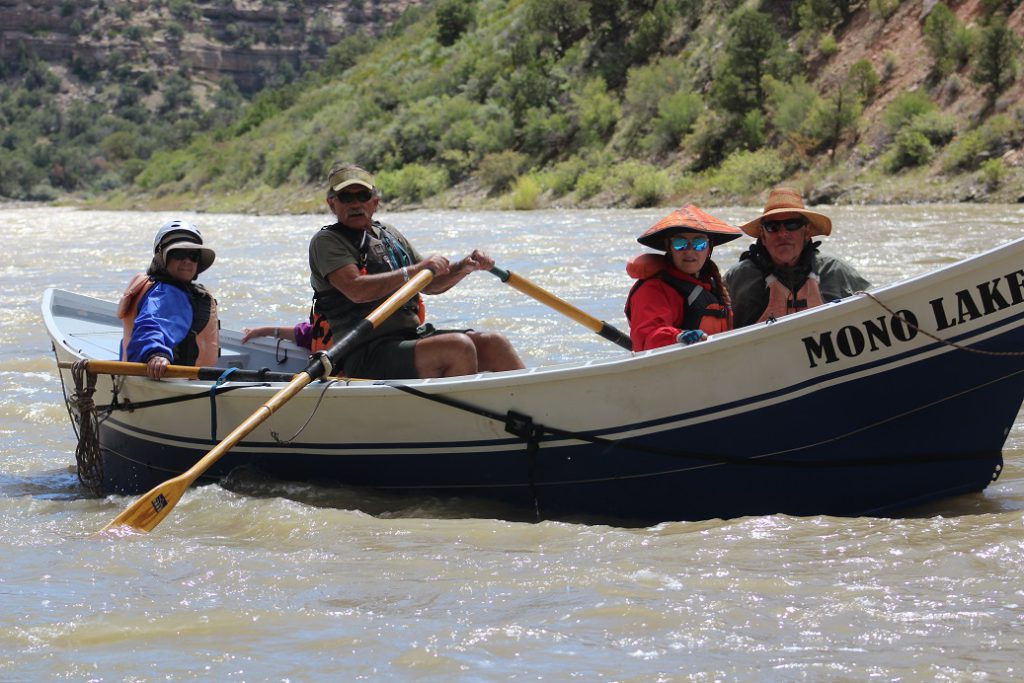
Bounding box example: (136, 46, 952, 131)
(44, 237, 1024, 524)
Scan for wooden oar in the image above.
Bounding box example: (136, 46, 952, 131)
(100, 269, 434, 534)
(58, 360, 296, 383)
(489, 266, 633, 350)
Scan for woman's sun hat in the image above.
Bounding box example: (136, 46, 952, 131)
(636, 204, 744, 249)
(739, 187, 832, 238)
(154, 219, 216, 274)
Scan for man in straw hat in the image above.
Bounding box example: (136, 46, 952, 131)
(308, 162, 524, 379)
(625, 204, 743, 351)
(725, 187, 870, 328)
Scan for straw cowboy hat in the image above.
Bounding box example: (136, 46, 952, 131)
(636, 204, 744, 249)
(739, 187, 832, 238)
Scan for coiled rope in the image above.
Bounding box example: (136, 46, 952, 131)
(68, 360, 105, 496)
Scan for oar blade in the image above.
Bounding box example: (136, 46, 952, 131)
(101, 476, 191, 533)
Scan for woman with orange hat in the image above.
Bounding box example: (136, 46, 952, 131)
(725, 187, 870, 328)
(625, 205, 744, 351)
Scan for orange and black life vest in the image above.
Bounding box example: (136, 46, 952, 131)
(117, 273, 219, 367)
(624, 254, 732, 336)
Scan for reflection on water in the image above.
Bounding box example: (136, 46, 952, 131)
(2, 205, 1024, 680)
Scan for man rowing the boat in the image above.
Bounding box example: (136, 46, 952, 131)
(308, 163, 525, 379)
(726, 187, 870, 328)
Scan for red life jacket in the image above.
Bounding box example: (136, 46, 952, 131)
(757, 272, 824, 323)
(624, 254, 732, 336)
(117, 273, 219, 367)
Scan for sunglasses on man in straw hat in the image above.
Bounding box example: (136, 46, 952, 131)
(739, 187, 832, 239)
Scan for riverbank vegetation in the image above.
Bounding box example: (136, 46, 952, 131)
(1, 0, 1022, 212)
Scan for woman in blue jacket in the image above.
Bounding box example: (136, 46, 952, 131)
(118, 219, 219, 379)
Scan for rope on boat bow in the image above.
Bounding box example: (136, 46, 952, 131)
(68, 360, 105, 496)
(860, 291, 1024, 357)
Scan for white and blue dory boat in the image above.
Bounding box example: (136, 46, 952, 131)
(44, 238, 1024, 525)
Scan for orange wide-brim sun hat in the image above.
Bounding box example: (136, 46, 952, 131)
(739, 187, 832, 238)
(636, 204, 744, 250)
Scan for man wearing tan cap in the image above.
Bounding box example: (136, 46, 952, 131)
(725, 187, 870, 328)
(308, 162, 524, 379)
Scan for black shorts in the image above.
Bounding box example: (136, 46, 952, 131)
(340, 324, 471, 379)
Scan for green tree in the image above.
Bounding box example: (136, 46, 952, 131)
(971, 15, 1021, 108)
(435, 0, 476, 47)
(524, 0, 590, 58)
(924, 3, 973, 78)
(712, 8, 788, 115)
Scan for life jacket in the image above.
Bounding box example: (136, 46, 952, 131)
(757, 271, 824, 323)
(117, 273, 219, 367)
(624, 253, 732, 336)
(312, 221, 424, 346)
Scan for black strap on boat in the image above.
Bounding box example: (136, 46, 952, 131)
(209, 367, 238, 440)
(383, 381, 1000, 468)
(506, 411, 543, 521)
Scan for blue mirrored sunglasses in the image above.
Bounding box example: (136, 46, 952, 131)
(762, 218, 808, 233)
(671, 236, 710, 252)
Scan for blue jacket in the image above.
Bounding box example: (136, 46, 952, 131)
(123, 281, 193, 363)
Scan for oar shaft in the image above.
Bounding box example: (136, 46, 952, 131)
(58, 360, 297, 383)
(490, 267, 633, 350)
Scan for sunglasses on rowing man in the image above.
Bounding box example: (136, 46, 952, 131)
(332, 188, 375, 204)
(761, 217, 808, 233)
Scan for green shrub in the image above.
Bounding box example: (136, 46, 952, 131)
(909, 110, 958, 146)
(539, 156, 587, 196)
(572, 78, 620, 149)
(980, 158, 1008, 188)
(134, 148, 193, 189)
(646, 90, 702, 153)
(629, 167, 671, 207)
(476, 151, 529, 193)
(884, 129, 934, 171)
(881, 91, 936, 135)
(574, 168, 604, 200)
(509, 174, 541, 210)
(847, 58, 880, 102)
(941, 113, 1023, 171)
(819, 34, 839, 57)
(710, 148, 786, 195)
(375, 163, 449, 203)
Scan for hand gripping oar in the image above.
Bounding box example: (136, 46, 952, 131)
(489, 266, 632, 351)
(100, 268, 434, 534)
(58, 360, 297, 383)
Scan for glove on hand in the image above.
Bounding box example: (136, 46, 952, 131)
(676, 329, 707, 345)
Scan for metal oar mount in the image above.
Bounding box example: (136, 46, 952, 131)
(489, 266, 633, 351)
(99, 269, 435, 534)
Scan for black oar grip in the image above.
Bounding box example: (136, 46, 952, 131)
(599, 323, 633, 350)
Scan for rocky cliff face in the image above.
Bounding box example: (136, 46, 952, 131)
(0, 0, 422, 94)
